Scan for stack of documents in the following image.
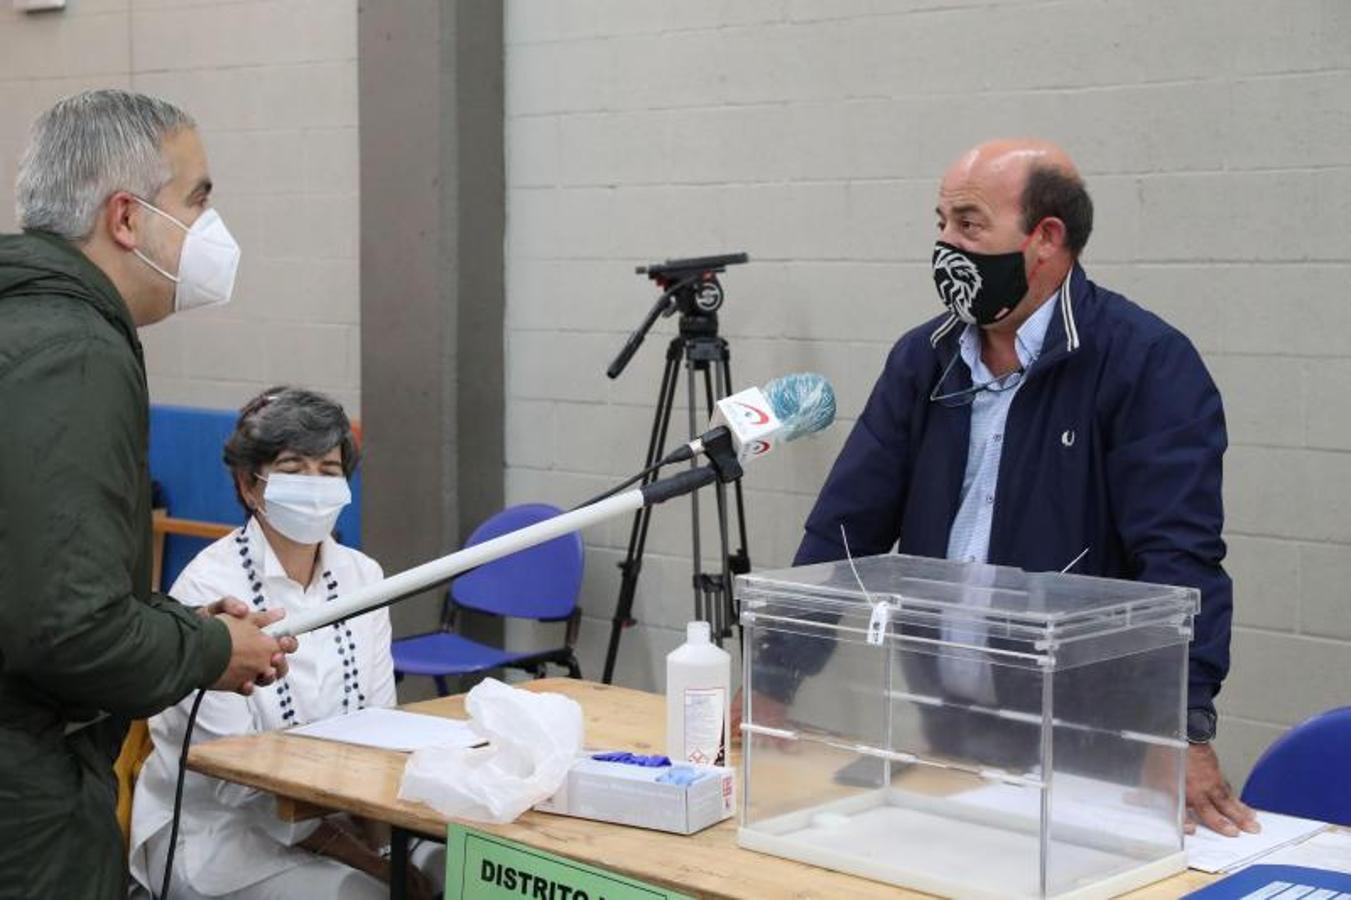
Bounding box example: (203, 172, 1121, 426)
(1247, 829, 1351, 875)
(1185, 812, 1329, 874)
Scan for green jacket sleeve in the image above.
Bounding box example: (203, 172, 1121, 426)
(0, 336, 231, 718)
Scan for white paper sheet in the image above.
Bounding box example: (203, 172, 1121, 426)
(289, 707, 481, 752)
(1185, 811, 1329, 873)
(941, 776, 1335, 875)
(946, 772, 1177, 847)
(1242, 829, 1351, 875)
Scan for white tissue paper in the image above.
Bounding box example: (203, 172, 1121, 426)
(397, 678, 584, 824)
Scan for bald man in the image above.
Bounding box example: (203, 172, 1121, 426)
(759, 139, 1254, 838)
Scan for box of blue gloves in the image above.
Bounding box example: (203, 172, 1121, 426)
(535, 751, 736, 834)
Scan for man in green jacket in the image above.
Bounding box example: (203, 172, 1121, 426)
(0, 90, 299, 899)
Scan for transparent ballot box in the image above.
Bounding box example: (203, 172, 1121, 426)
(737, 554, 1197, 900)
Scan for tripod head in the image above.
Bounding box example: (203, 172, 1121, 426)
(606, 252, 750, 379)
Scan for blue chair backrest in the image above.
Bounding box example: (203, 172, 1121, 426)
(149, 404, 362, 590)
(451, 503, 583, 622)
(1241, 706, 1351, 826)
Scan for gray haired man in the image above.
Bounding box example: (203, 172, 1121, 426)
(0, 89, 298, 900)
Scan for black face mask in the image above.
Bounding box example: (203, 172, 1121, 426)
(932, 241, 1030, 326)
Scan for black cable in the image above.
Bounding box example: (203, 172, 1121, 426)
(157, 687, 207, 900)
(569, 428, 722, 512)
(568, 459, 666, 511)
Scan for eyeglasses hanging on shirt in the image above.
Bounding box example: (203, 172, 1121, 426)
(928, 349, 1029, 407)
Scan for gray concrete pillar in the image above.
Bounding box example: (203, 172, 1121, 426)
(357, 0, 504, 667)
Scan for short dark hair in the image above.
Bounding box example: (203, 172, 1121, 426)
(1021, 165, 1094, 256)
(223, 386, 360, 512)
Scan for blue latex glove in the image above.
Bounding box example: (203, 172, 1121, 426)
(656, 766, 709, 786)
(590, 751, 672, 767)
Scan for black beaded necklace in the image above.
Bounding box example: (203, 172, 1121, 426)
(234, 523, 365, 724)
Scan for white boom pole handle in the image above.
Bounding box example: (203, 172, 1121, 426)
(266, 489, 644, 638)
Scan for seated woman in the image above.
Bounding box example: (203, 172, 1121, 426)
(130, 387, 439, 900)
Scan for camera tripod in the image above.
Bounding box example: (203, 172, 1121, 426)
(600, 253, 751, 684)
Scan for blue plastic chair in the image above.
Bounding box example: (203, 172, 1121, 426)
(1241, 706, 1351, 825)
(391, 503, 584, 696)
(149, 404, 362, 589)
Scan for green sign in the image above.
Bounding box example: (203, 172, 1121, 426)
(446, 824, 696, 900)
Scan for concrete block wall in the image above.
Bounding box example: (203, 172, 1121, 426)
(503, 0, 1351, 783)
(0, 0, 361, 414)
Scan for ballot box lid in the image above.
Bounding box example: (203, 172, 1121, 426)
(737, 553, 1198, 652)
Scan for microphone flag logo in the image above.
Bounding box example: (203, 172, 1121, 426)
(746, 439, 772, 456)
(732, 401, 771, 426)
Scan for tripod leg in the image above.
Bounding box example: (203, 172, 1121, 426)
(719, 351, 752, 647)
(603, 341, 682, 684)
(714, 480, 733, 640)
(686, 356, 704, 625)
(721, 350, 752, 569)
(701, 361, 735, 643)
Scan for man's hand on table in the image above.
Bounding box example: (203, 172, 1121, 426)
(1186, 742, 1260, 837)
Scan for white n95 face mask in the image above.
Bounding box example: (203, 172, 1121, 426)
(259, 473, 351, 545)
(132, 198, 241, 312)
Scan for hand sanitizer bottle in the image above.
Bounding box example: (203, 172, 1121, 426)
(666, 620, 731, 767)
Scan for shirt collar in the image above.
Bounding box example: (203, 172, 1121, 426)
(958, 284, 1061, 381)
(245, 516, 334, 587)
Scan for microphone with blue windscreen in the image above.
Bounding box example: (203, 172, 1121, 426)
(660, 372, 837, 468)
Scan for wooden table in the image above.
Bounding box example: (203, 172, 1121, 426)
(188, 678, 1219, 899)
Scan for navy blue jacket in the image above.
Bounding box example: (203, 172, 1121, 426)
(788, 264, 1231, 715)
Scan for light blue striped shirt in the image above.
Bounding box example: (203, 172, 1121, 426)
(938, 292, 1058, 702)
(945, 291, 1059, 566)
